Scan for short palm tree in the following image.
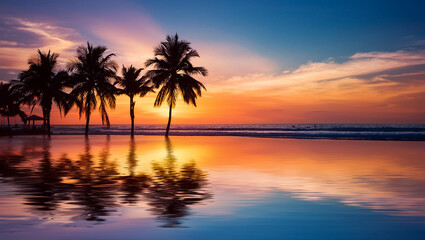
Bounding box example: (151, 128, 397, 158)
(0, 83, 27, 128)
(145, 34, 207, 136)
(68, 42, 117, 135)
(12, 50, 71, 134)
(114, 65, 153, 136)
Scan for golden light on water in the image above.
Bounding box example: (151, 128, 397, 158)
(3, 135, 424, 217)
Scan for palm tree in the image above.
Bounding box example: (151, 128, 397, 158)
(114, 65, 153, 136)
(145, 34, 208, 136)
(68, 42, 117, 136)
(0, 83, 26, 128)
(12, 50, 71, 134)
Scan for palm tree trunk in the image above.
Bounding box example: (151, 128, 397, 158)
(85, 110, 90, 136)
(47, 111, 51, 136)
(85, 96, 91, 136)
(44, 106, 52, 136)
(42, 108, 46, 128)
(165, 104, 172, 137)
(130, 95, 135, 136)
(42, 107, 47, 133)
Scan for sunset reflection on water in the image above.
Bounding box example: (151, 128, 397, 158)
(1, 135, 425, 239)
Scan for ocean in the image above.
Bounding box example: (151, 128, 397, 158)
(51, 124, 425, 140)
(1, 135, 425, 239)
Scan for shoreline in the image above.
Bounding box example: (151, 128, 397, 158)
(1, 132, 424, 141)
(2, 124, 425, 141)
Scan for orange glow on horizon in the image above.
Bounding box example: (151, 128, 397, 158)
(1, 18, 425, 125)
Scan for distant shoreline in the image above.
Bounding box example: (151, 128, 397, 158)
(2, 125, 425, 141)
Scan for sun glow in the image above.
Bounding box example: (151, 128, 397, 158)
(1, 6, 425, 125)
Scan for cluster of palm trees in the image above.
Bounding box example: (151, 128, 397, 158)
(0, 34, 207, 136)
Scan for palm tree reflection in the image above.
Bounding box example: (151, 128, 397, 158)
(0, 136, 211, 227)
(24, 138, 61, 212)
(1, 138, 70, 214)
(145, 137, 211, 228)
(67, 136, 119, 221)
(119, 136, 150, 205)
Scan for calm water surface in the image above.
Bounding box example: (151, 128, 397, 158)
(0, 135, 424, 239)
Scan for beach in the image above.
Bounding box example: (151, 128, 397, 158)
(1, 0, 425, 239)
(1, 135, 424, 240)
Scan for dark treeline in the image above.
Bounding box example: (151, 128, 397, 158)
(0, 34, 207, 136)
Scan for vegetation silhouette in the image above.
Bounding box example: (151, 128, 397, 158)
(114, 65, 153, 136)
(11, 50, 71, 134)
(68, 42, 117, 135)
(2, 34, 207, 135)
(145, 34, 208, 136)
(0, 82, 26, 128)
(0, 136, 211, 226)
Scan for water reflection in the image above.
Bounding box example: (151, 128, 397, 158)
(0, 136, 211, 226)
(119, 136, 149, 205)
(145, 137, 211, 228)
(65, 136, 119, 222)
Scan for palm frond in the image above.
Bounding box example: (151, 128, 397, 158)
(145, 34, 207, 110)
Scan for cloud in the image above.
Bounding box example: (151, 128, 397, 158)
(213, 50, 425, 99)
(189, 50, 425, 123)
(193, 41, 279, 79)
(1, 11, 424, 124)
(85, 19, 279, 81)
(0, 17, 82, 72)
(0, 40, 18, 46)
(82, 11, 165, 68)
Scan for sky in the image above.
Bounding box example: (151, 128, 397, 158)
(1, 0, 425, 125)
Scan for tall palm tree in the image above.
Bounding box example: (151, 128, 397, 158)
(145, 34, 208, 136)
(12, 50, 71, 134)
(68, 42, 117, 136)
(0, 83, 26, 128)
(114, 65, 153, 136)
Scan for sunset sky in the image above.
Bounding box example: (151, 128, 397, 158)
(1, 0, 425, 124)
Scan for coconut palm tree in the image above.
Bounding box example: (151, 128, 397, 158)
(145, 34, 207, 136)
(11, 50, 71, 134)
(68, 42, 117, 136)
(0, 82, 26, 128)
(114, 65, 153, 136)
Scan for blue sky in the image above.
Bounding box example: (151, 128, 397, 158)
(2, 0, 425, 67)
(141, 0, 425, 66)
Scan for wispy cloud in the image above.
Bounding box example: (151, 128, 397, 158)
(0, 17, 81, 72)
(213, 50, 425, 99)
(0, 40, 18, 46)
(1, 13, 424, 124)
(85, 18, 279, 80)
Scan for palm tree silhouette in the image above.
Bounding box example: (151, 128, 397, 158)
(145, 34, 207, 136)
(68, 42, 117, 135)
(114, 65, 153, 136)
(12, 50, 71, 134)
(0, 83, 26, 128)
